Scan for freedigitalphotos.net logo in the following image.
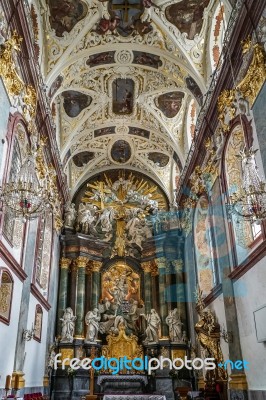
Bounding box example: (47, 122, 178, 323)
(54, 355, 216, 375)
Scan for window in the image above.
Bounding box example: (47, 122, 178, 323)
(35, 213, 53, 298)
(33, 305, 43, 342)
(225, 128, 262, 264)
(0, 269, 14, 325)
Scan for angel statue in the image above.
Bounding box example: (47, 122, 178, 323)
(64, 203, 77, 228)
(85, 308, 101, 343)
(143, 309, 161, 343)
(60, 308, 76, 343)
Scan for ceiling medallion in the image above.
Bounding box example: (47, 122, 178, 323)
(95, 0, 156, 37)
(115, 49, 134, 64)
(115, 125, 129, 135)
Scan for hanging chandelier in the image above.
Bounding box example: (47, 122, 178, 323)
(227, 147, 266, 222)
(1, 148, 49, 220)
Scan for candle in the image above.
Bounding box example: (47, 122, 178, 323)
(5, 375, 11, 390)
(14, 375, 20, 390)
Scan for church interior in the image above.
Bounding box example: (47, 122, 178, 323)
(0, 0, 266, 400)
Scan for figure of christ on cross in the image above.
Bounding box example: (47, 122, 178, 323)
(110, 0, 142, 23)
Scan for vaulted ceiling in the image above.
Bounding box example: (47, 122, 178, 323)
(33, 0, 231, 200)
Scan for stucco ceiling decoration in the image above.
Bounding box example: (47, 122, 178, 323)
(34, 0, 229, 199)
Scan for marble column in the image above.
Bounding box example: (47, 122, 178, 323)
(57, 257, 72, 336)
(151, 265, 159, 312)
(156, 257, 168, 337)
(91, 261, 102, 309)
(69, 262, 77, 312)
(141, 261, 152, 312)
(75, 256, 88, 338)
(172, 258, 187, 330)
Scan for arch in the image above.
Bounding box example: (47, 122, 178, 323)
(222, 120, 262, 265)
(0, 268, 14, 325)
(33, 304, 43, 342)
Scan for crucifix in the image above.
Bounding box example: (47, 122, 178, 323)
(85, 347, 97, 400)
(111, 0, 142, 23)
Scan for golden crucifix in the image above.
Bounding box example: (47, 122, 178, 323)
(82, 173, 165, 257)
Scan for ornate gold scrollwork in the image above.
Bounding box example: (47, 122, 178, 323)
(237, 43, 266, 106)
(60, 257, 72, 269)
(102, 323, 143, 365)
(0, 31, 37, 118)
(0, 31, 24, 96)
(195, 287, 227, 381)
(217, 89, 236, 133)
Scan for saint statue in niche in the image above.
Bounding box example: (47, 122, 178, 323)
(112, 78, 134, 115)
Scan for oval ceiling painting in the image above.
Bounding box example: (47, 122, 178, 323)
(111, 140, 132, 164)
(156, 92, 184, 118)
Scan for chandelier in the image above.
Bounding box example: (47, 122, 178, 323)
(227, 147, 266, 222)
(1, 148, 49, 220)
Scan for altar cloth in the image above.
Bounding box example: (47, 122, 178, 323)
(103, 395, 166, 400)
(97, 375, 148, 386)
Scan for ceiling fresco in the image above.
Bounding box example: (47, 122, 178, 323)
(156, 91, 185, 118)
(33, 0, 229, 199)
(48, 0, 88, 37)
(165, 0, 211, 40)
(62, 90, 92, 118)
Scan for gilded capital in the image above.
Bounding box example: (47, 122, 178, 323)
(60, 257, 72, 269)
(229, 373, 248, 390)
(91, 260, 102, 272)
(156, 257, 166, 269)
(75, 256, 89, 268)
(141, 261, 151, 273)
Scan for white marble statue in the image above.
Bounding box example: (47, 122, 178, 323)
(85, 308, 101, 342)
(64, 203, 77, 228)
(77, 203, 97, 234)
(60, 308, 76, 343)
(166, 308, 183, 342)
(143, 309, 161, 343)
(95, 207, 114, 234)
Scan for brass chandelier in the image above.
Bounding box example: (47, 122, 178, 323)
(227, 147, 266, 222)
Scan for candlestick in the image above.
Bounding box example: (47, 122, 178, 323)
(14, 375, 20, 390)
(5, 375, 11, 390)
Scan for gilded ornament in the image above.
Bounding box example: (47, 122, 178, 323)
(102, 323, 143, 365)
(0, 283, 10, 313)
(194, 287, 227, 381)
(60, 257, 72, 269)
(141, 261, 151, 273)
(91, 260, 102, 272)
(76, 256, 89, 268)
(217, 89, 236, 132)
(237, 43, 266, 106)
(0, 31, 24, 97)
